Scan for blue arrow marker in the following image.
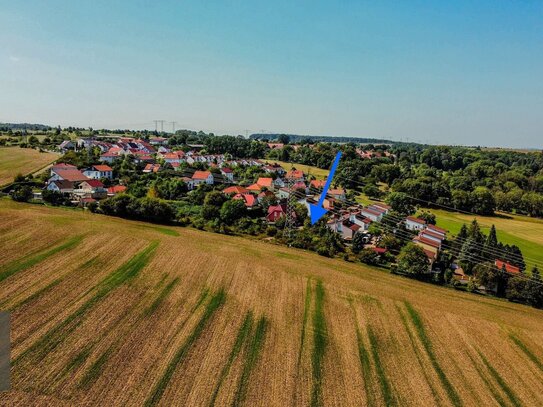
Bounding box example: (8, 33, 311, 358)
(309, 151, 342, 224)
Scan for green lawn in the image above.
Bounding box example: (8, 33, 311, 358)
(429, 209, 543, 270)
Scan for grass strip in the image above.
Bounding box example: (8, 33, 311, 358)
(297, 277, 312, 369)
(14, 241, 159, 365)
(395, 305, 441, 404)
(310, 280, 327, 407)
(0, 235, 83, 283)
(207, 312, 253, 407)
(232, 316, 268, 407)
(144, 277, 180, 316)
(463, 350, 506, 406)
(79, 347, 114, 389)
(509, 333, 543, 372)
(355, 324, 374, 406)
(477, 350, 522, 407)
(144, 289, 226, 407)
(367, 326, 395, 406)
(404, 301, 462, 407)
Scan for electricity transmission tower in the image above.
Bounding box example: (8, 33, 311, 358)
(284, 176, 297, 241)
(171, 121, 177, 134)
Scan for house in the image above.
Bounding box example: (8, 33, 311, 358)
(149, 137, 168, 146)
(223, 186, 250, 195)
(285, 169, 305, 182)
(49, 168, 89, 183)
(233, 193, 258, 208)
(494, 260, 520, 274)
(220, 168, 234, 182)
(426, 224, 447, 238)
(50, 163, 77, 175)
(73, 180, 107, 199)
(257, 190, 275, 203)
(327, 188, 346, 201)
(263, 164, 286, 176)
(309, 180, 326, 190)
(273, 178, 286, 189)
(83, 165, 113, 180)
(78, 197, 97, 208)
(100, 152, 120, 163)
(419, 229, 445, 244)
(59, 140, 75, 152)
(350, 213, 372, 231)
(163, 151, 185, 164)
(46, 180, 74, 194)
(340, 220, 361, 240)
(107, 185, 127, 196)
(314, 194, 335, 210)
(372, 203, 391, 214)
(143, 163, 161, 173)
(413, 235, 441, 255)
(247, 183, 263, 193)
(360, 207, 384, 222)
(256, 177, 274, 190)
(179, 177, 195, 190)
(267, 204, 287, 222)
(405, 216, 427, 231)
(192, 170, 214, 186)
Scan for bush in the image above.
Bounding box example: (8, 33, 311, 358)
(266, 226, 278, 236)
(11, 185, 33, 202)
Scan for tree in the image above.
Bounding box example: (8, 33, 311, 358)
(483, 224, 498, 261)
(386, 192, 415, 216)
(362, 184, 382, 199)
(470, 187, 495, 215)
(352, 232, 365, 254)
(11, 185, 33, 202)
(458, 238, 480, 274)
(358, 248, 379, 265)
(42, 190, 67, 205)
(526, 266, 543, 308)
(202, 191, 227, 220)
(418, 212, 436, 225)
(396, 243, 430, 277)
(220, 199, 246, 225)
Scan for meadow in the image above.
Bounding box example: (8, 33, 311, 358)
(1, 199, 542, 406)
(0, 147, 58, 186)
(264, 160, 330, 180)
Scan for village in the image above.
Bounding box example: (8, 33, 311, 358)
(44, 136, 457, 272)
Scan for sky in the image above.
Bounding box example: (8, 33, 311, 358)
(1, 1, 542, 148)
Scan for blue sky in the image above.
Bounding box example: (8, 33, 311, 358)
(1, 1, 542, 148)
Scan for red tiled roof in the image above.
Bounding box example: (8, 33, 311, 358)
(361, 208, 383, 217)
(256, 177, 273, 187)
(310, 180, 326, 188)
(107, 185, 127, 194)
(420, 229, 445, 240)
(52, 163, 77, 170)
(427, 224, 447, 234)
(223, 186, 250, 194)
(423, 249, 437, 260)
(246, 183, 263, 191)
(83, 179, 104, 188)
(221, 167, 233, 173)
(93, 165, 112, 172)
(413, 236, 441, 248)
(233, 193, 257, 207)
(286, 170, 304, 179)
(192, 171, 211, 180)
(372, 247, 388, 254)
(495, 260, 520, 274)
(54, 169, 89, 182)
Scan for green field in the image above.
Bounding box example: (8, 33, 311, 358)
(429, 209, 543, 269)
(264, 160, 330, 180)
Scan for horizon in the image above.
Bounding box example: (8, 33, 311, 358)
(1, 1, 542, 149)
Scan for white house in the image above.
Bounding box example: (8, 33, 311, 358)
(349, 213, 372, 231)
(83, 165, 113, 180)
(192, 170, 214, 186)
(46, 180, 74, 194)
(220, 168, 234, 182)
(405, 216, 427, 231)
(360, 207, 384, 222)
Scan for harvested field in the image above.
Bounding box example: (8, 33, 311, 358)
(0, 147, 58, 186)
(1, 198, 543, 406)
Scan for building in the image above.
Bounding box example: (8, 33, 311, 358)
(83, 165, 113, 180)
(405, 216, 427, 231)
(143, 164, 161, 173)
(192, 170, 214, 186)
(220, 168, 234, 182)
(107, 185, 127, 196)
(233, 193, 258, 208)
(360, 207, 384, 222)
(46, 180, 74, 194)
(267, 204, 287, 223)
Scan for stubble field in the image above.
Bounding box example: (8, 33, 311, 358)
(0, 147, 58, 186)
(0, 199, 542, 406)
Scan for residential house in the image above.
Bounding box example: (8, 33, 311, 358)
(143, 164, 161, 173)
(405, 216, 427, 231)
(59, 140, 75, 152)
(256, 177, 274, 191)
(267, 204, 287, 223)
(46, 180, 74, 194)
(349, 213, 372, 231)
(327, 188, 346, 201)
(107, 185, 127, 196)
(180, 177, 195, 190)
(149, 137, 168, 146)
(220, 167, 234, 182)
(83, 165, 113, 180)
(100, 152, 120, 163)
(192, 170, 214, 186)
(285, 169, 305, 182)
(233, 193, 258, 209)
(494, 259, 520, 274)
(223, 186, 250, 195)
(49, 168, 89, 183)
(73, 180, 107, 199)
(360, 207, 384, 222)
(412, 235, 441, 256)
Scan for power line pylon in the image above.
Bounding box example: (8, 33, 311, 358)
(171, 121, 177, 134)
(284, 176, 297, 241)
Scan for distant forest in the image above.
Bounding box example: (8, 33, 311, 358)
(250, 133, 396, 145)
(0, 123, 52, 131)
